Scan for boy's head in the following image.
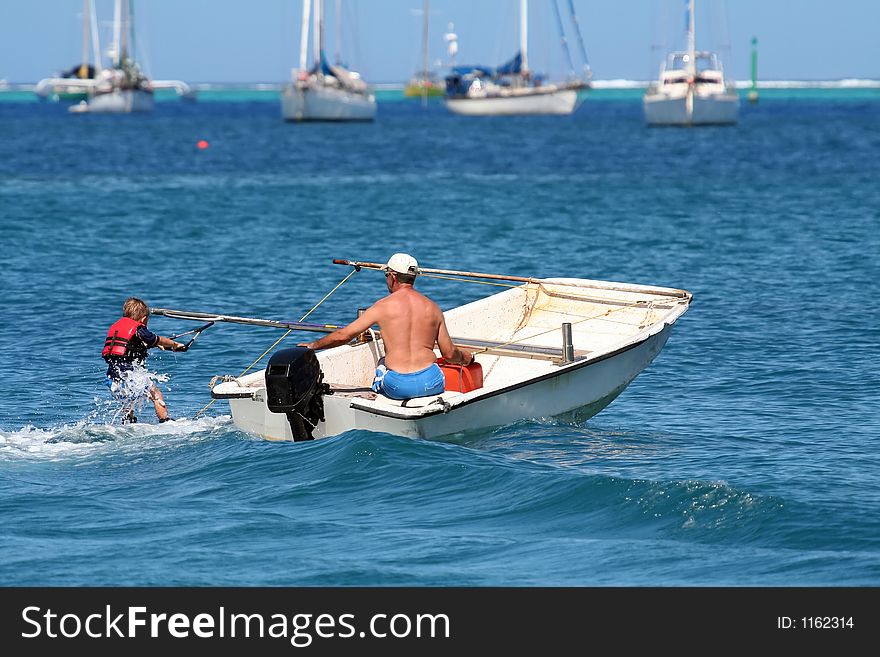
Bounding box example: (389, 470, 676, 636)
(122, 297, 149, 323)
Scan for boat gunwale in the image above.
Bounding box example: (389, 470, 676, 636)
(346, 328, 658, 420)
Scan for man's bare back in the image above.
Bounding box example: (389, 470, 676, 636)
(299, 256, 472, 373)
(364, 286, 443, 372)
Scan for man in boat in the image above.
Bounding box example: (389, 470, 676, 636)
(299, 253, 474, 401)
(102, 297, 187, 423)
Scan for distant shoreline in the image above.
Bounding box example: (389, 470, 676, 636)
(3, 79, 879, 93)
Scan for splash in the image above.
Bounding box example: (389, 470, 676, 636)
(0, 415, 234, 462)
(100, 366, 170, 425)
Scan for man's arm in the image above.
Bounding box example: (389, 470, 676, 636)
(436, 314, 473, 365)
(299, 305, 381, 351)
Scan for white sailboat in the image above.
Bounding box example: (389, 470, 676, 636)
(281, 0, 377, 122)
(34, 0, 102, 103)
(35, 0, 193, 114)
(85, 0, 154, 113)
(444, 0, 591, 116)
(643, 0, 738, 126)
(404, 0, 444, 101)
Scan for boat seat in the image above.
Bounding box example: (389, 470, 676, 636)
(327, 384, 376, 400)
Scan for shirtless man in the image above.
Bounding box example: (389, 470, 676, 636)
(299, 253, 473, 400)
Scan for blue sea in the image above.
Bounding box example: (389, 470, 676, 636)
(1, 89, 879, 587)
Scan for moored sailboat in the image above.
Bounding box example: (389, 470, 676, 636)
(643, 0, 738, 126)
(404, 0, 444, 101)
(444, 0, 591, 116)
(281, 0, 377, 122)
(34, 0, 101, 103)
(35, 0, 194, 113)
(86, 0, 155, 112)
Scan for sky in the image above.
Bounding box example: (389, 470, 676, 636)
(1, 1, 878, 84)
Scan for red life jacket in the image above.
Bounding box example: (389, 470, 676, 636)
(102, 317, 144, 359)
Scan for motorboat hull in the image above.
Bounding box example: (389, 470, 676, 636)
(222, 325, 673, 441)
(211, 277, 691, 442)
(281, 83, 377, 122)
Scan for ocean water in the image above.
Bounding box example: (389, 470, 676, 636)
(1, 91, 879, 586)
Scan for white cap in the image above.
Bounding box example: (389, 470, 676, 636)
(385, 253, 419, 275)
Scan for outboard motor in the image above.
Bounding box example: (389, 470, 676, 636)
(265, 347, 331, 441)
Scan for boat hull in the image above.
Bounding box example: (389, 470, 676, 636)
(644, 91, 739, 126)
(212, 276, 691, 442)
(223, 325, 674, 441)
(281, 83, 377, 122)
(87, 89, 154, 113)
(445, 88, 579, 116)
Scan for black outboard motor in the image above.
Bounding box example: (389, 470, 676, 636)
(265, 347, 331, 441)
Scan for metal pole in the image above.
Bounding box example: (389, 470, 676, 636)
(562, 323, 574, 363)
(150, 307, 570, 362)
(332, 259, 691, 298)
(357, 307, 367, 343)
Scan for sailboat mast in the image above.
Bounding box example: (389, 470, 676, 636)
(299, 0, 311, 72)
(112, 0, 122, 67)
(120, 0, 130, 64)
(687, 0, 695, 74)
(314, 0, 323, 74)
(335, 0, 341, 65)
(89, 0, 102, 74)
(520, 0, 529, 74)
(79, 0, 90, 78)
(128, 1, 136, 67)
(421, 0, 429, 77)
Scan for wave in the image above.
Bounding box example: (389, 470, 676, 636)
(0, 415, 234, 462)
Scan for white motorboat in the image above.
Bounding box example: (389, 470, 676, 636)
(444, 0, 591, 116)
(281, 0, 376, 122)
(156, 261, 692, 442)
(643, 0, 738, 126)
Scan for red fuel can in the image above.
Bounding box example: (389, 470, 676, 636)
(436, 358, 484, 393)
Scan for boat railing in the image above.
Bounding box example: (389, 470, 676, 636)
(451, 336, 586, 364)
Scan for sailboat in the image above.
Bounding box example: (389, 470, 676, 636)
(643, 0, 739, 126)
(35, 0, 194, 114)
(281, 0, 377, 122)
(34, 0, 101, 103)
(444, 0, 591, 116)
(85, 0, 155, 112)
(404, 1, 443, 100)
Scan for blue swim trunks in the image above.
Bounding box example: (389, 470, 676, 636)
(371, 361, 445, 400)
